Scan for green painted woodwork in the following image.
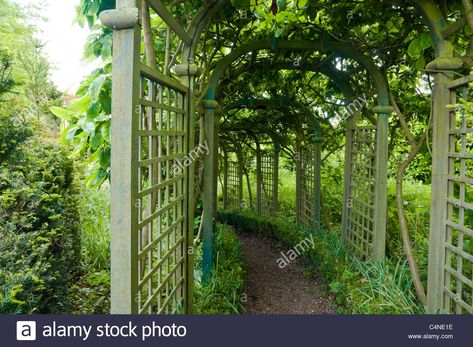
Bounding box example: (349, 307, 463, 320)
(102, 0, 473, 315)
(106, 0, 194, 314)
(205, 38, 390, 105)
(202, 99, 219, 281)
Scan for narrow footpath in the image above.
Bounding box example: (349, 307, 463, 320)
(239, 231, 336, 314)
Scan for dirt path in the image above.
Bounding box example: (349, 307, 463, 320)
(239, 231, 336, 314)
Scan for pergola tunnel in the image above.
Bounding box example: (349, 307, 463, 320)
(98, 0, 473, 315)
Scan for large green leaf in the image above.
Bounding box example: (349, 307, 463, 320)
(88, 74, 108, 102)
(50, 106, 74, 121)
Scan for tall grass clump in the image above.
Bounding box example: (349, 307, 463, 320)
(194, 224, 246, 314)
(77, 184, 111, 272)
(70, 184, 111, 314)
(352, 260, 422, 314)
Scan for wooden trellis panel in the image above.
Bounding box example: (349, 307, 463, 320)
(136, 75, 188, 314)
(261, 154, 275, 214)
(299, 146, 317, 228)
(108, 0, 192, 314)
(344, 125, 377, 259)
(433, 79, 473, 314)
(225, 160, 242, 210)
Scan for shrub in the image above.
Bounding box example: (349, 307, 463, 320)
(193, 224, 246, 314)
(69, 270, 110, 314)
(0, 115, 32, 162)
(218, 209, 423, 314)
(0, 135, 80, 314)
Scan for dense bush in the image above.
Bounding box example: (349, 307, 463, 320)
(0, 117, 80, 313)
(219, 209, 423, 314)
(0, 115, 32, 162)
(193, 224, 246, 314)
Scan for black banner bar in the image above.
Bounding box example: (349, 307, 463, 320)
(4, 315, 469, 347)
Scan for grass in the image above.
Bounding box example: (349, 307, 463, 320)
(193, 223, 246, 314)
(352, 260, 422, 314)
(70, 183, 111, 314)
(77, 184, 111, 272)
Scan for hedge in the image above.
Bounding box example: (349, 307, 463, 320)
(0, 117, 80, 313)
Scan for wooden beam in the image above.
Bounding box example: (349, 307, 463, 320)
(341, 114, 355, 242)
(146, 0, 192, 46)
(372, 110, 389, 261)
(441, 17, 467, 38)
(110, 0, 141, 314)
(427, 71, 453, 313)
(140, 63, 188, 93)
(313, 142, 321, 231)
(202, 100, 219, 282)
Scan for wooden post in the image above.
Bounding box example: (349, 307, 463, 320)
(341, 114, 356, 242)
(295, 137, 302, 225)
(202, 99, 219, 281)
(272, 142, 279, 213)
(213, 109, 220, 215)
(175, 62, 198, 313)
(223, 149, 229, 209)
(237, 146, 244, 209)
(427, 67, 453, 313)
(313, 140, 322, 231)
(372, 106, 392, 261)
(108, 0, 141, 314)
(255, 139, 262, 215)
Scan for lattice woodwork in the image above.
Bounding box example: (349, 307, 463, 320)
(442, 83, 473, 313)
(136, 73, 187, 314)
(299, 146, 317, 228)
(226, 160, 241, 210)
(345, 125, 377, 259)
(261, 154, 274, 214)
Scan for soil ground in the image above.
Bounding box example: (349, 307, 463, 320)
(238, 231, 336, 314)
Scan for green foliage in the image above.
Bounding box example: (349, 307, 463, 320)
(277, 166, 297, 221)
(51, 65, 112, 186)
(320, 152, 345, 226)
(386, 179, 430, 283)
(77, 185, 111, 272)
(0, 114, 32, 162)
(407, 33, 432, 69)
(193, 224, 246, 314)
(0, 47, 15, 97)
(68, 184, 111, 314)
(219, 209, 424, 314)
(76, 0, 116, 29)
(351, 260, 421, 314)
(70, 270, 110, 314)
(0, 134, 80, 313)
(0, 1, 63, 135)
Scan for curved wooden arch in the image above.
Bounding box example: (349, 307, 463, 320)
(203, 38, 390, 105)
